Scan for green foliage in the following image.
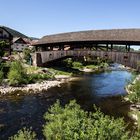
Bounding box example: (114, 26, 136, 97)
(8, 62, 55, 85)
(137, 61, 140, 72)
(9, 100, 140, 140)
(127, 80, 140, 103)
(28, 73, 54, 83)
(43, 100, 133, 140)
(72, 61, 83, 69)
(8, 61, 28, 86)
(23, 48, 31, 63)
(100, 62, 109, 68)
(48, 68, 72, 76)
(0, 70, 4, 85)
(26, 66, 39, 74)
(129, 130, 140, 140)
(85, 65, 97, 69)
(55, 70, 72, 75)
(63, 58, 73, 67)
(12, 51, 18, 55)
(4, 52, 9, 57)
(113, 45, 127, 52)
(9, 127, 36, 140)
(0, 41, 8, 57)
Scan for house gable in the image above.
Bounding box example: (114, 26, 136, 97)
(13, 37, 27, 44)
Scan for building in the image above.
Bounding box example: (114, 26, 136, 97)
(0, 26, 29, 53)
(11, 37, 28, 51)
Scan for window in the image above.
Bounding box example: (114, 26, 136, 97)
(3, 34, 7, 38)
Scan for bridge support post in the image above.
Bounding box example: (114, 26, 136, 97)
(128, 45, 130, 52)
(106, 44, 109, 51)
(125, 45, 128, 52)
(111, 44, 113, 51)
(95, 44, 98, 50)
(59, 45, 64, 50)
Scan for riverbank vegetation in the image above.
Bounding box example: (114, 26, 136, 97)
(8, 61, 28, 86)
(0, 41, 9, 58)
(0, 70, 4, 85)
(0, 61, 55, 86)
(125, 75, 140, 131)
(10, 100, 140, 140)
(127, 79, 140, 103)
(0, 56, 109, 87)
(63, 57, 109, 71)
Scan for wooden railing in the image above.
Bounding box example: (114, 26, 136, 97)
(34, 50, 140, 69)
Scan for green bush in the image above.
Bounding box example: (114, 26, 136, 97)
(9, 127, 36, 140)
(72, 61, 83, 69)
(9, 100, 140, 140)
(23, 48, 31, 63)
(85, 65, 97, 69)
(100, 62, 109, 68)
(28, 73, 54, 83)
(26, 66, 39, 74)
(48, 68, 71, 76)
(0, 70, 4, 85)
(0, 41, 8, 57)
(127, 80, 140, 102)
(43, 100, 134, 140)
(12, 51, 18, 55)
(8, 61, 28, 86)
(63, 58, 73, 67)
(4, 52, 9, 57)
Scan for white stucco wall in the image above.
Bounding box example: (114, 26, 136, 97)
(11, 43, 28, 51)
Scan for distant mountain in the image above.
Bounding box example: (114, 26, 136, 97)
(29, 37, 39, 40)
(0, 25, 28, 38)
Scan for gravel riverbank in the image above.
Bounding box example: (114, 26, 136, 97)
(0, 75, 72, 96)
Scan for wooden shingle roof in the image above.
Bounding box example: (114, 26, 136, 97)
(35, 29, 140, 45)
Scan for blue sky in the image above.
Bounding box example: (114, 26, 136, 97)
(1, 0, 140, 39)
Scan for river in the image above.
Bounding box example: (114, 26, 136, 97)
(0, 67, 133, 139)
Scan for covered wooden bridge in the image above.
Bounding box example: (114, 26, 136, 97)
(33, 29, 140, 69)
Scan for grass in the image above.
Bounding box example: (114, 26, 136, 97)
(26, 66, 39, 74)
(28, 73, 54, 83)
(48, 68, 72, 76)
(85, 65, 98, 69)
(72, 61, 83, 69)
(26, 65, 72, 76)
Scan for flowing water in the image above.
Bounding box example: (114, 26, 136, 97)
(0, 66, 133, 139)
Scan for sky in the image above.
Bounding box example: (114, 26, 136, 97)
(1, 0, 140, 42)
